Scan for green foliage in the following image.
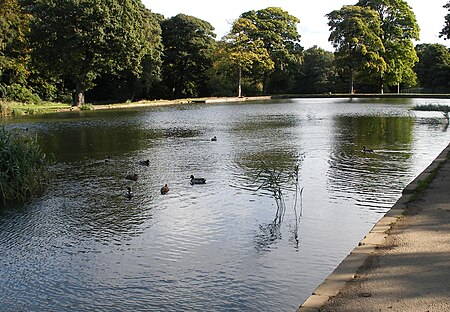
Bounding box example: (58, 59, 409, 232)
(159, 14, 216, 99)
(356, 0, 420, 90)
(440, 1, 450, 39)
(327, 5, 386, 93)
(1, 83, 41, 104)
(0, 127, 54, 205)
(239, 7, 302, 93)
(415, 44, 450, 91)
(219, 18, 274, 96)
(28, 0, 155, 106)
(294, 46, 337, 94)
(80, 103, 94, 111)
(0, 0, 32, 85)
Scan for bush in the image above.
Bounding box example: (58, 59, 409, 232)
(0, 128, 54, 205)
(2, 84, 42, 104)
(80, 103, 94, 110)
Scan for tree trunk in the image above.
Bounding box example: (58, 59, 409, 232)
(350, 68, 354, 94)
(238, 66, 242, 98)
(263, 72, 268, 95)
(397, 83, 400, 94)
(380, 76, 384, 94)
(73, 80, 85, 107)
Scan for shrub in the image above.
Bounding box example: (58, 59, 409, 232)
(0, 128, 54, 205)
(80, 103, 94, 110)
(2, 84, 42, 104)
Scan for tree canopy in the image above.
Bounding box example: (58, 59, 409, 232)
(0, 0, 32, 97)
(441, 1, 450, 40)
(414, 43, 450, 92)
(2, 2, 450, 104)
(221, 17, 274, 97)
(238, 7, 302, 93)
(327, 5, 386, 94)
(159, 14, 216, 99)
(356, 0, 420, 91)
(28, 0, 155, 106)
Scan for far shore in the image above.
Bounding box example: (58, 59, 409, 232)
(2, 93, 450, 117)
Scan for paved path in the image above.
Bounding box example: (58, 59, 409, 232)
(299, 144, 450, 312)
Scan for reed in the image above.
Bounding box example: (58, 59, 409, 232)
(0, 127, 54, 205)
(256, 155, 304, 244)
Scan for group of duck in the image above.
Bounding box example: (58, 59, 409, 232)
(123, 135, 217, 198)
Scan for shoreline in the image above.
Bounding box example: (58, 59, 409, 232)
(2, 93, 450, 117)
(297, 142, 450, 311)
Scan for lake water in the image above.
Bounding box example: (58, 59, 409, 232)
(1, 98, 450, 311)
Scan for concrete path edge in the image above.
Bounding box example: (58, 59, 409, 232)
(296, 143, 450, 312)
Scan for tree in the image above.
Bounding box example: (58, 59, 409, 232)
(357, 0, 420, 93)
(160, 14, 216, 99)
(221, 18, 274, 97)
(28, 0, 153, 106)
(86, 8, 163, 102)
(440, 1, 450, 39)
(239, 7, 302, 93)
(0, 0, 32, 96)
(327, 5, 386, 94)
(414, 44, 450, 92)
(293, 46, 336, 94)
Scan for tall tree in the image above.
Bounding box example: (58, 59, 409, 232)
(28, 0, 153, 106)
(293, 46, 336, 94)
(221, 18, 274, 97)
(239, 7, 302, 94)
(357, 0, 420, 93)
(327, 5, 386, 94)
(160, 14, 216, 99)
(414, 44, 450, 92)
(0, 0, 31, 91)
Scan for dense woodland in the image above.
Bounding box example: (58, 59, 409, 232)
(2, 0, 450, 106)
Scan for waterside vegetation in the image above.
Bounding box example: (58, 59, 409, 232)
(2, 0, 450, 110)
(0, 128, 54, 205)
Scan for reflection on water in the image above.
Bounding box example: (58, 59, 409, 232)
(1, 98, 450, 311)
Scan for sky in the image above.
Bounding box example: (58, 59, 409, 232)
(142, 0, 450, 51)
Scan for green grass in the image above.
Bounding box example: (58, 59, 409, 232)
(0, 100, 72, 116)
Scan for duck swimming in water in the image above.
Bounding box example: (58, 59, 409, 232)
(139, 159, 150, 166)
(211, 136, 217, 141)
(362, 146, 374, 153)
(190, 175, 206, 185)
(160, 184, 169, 195)
(125, 173, 138, 181)
(126, 186, 133, 199)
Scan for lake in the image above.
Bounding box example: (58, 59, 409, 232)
(1, 98, 449, 311)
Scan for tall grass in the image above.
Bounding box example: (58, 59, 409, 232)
(0, 127, 54, 205)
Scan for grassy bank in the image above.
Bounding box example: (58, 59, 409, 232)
(0, 100, 72, 116)
(3, 94, 450, 117)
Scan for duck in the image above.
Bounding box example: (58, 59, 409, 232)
(126, 186, 133, 199)
(190, 175, 206, 185)
(362, 146, 374, 153)
(125, 173, 138, 181)
(211, 136, 217, 141)
(160, 184, 170, 195)
(139, 159, 150, 166)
